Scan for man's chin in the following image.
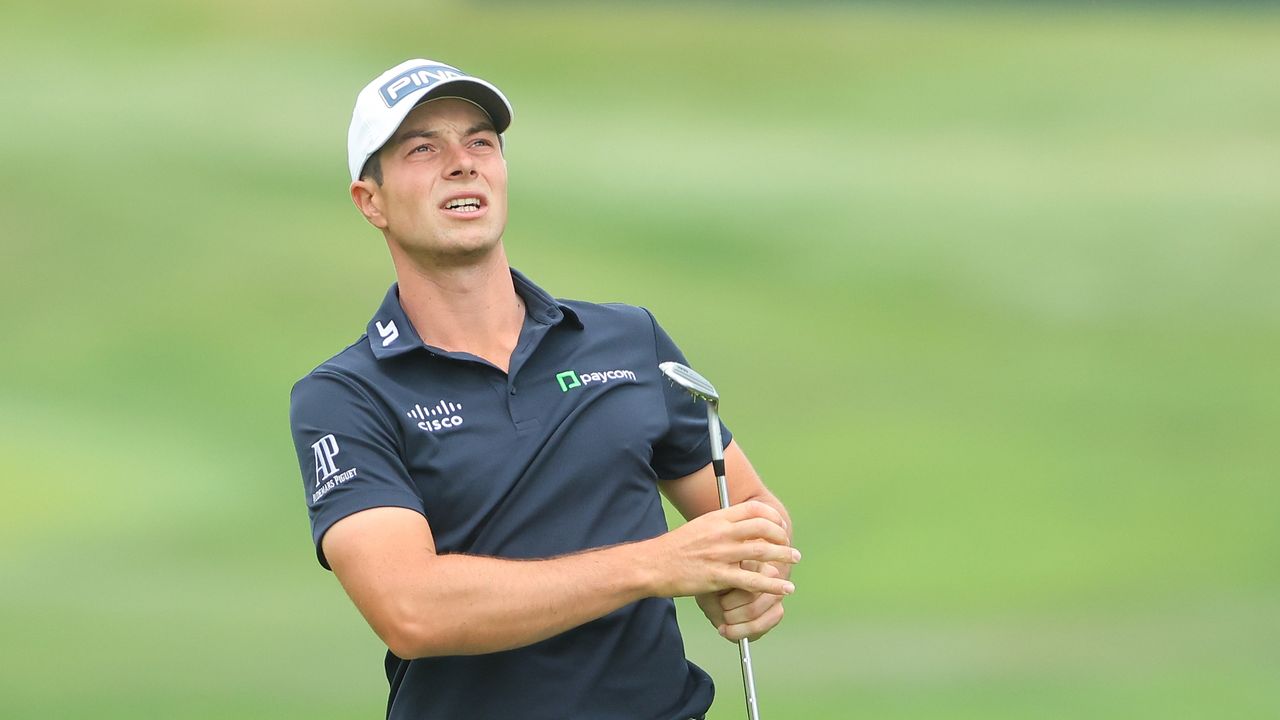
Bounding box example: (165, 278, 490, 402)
(393, 234, 505, 269)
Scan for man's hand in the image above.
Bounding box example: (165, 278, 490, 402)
(695, 561, 786, 642)
(645, 500, 799, 599)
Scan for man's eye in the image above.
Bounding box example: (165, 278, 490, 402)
(411, 144, 432, 154)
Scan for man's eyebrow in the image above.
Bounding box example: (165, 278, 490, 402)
(390, 121, 496, 148)
(391, 128, 438, 147)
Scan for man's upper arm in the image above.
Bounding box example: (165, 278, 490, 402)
(289, 370, 425, 569)
(322, 506, 438, 650)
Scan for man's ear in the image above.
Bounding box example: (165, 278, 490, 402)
(350, 179, 388, 229)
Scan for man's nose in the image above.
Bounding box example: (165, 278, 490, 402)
(444, 146, 477, 178)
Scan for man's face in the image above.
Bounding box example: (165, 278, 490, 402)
(356, 97, 508, 265)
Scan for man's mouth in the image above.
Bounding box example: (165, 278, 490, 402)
(442, 197, 484, 213)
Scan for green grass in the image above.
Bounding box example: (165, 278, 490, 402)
(2, 2, 1278, 718)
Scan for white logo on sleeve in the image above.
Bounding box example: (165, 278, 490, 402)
(311, 434, 340, 485)
(309, 434, 358, 503)
(406, 399, 465, 434)
(376, 320, 399, 347)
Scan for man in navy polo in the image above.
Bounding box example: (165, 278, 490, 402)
(289, 58, 798, 720)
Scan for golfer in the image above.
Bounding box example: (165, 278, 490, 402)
(289, 58, 798, 720)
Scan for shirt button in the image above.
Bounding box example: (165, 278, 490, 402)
(509, 387, 517, 395)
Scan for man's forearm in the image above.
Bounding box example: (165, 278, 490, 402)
(383, 542, 654, 659)
(348, 501, 798, 660)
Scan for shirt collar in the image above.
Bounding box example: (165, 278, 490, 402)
(367, 268, 581, 360)
(511, 267, 581, 329)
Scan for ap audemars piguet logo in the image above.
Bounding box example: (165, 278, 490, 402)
(310, 434, 358, 504)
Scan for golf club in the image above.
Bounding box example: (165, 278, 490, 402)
(658, 361, 762, 720)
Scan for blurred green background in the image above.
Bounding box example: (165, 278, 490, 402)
(2, 1, 1278, 718)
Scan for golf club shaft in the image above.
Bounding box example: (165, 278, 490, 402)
(706, 404, 729, 508)
(707, 404, 761, 720)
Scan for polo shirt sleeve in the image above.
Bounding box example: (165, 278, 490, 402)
(289, 370, 424, 569)
(644, 310, 734, 480)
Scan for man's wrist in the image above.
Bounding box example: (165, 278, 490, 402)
(602, 538, 664, 600)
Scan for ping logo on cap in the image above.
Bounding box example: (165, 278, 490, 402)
(380, 64, 465, 107)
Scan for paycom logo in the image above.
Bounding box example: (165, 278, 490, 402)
(556, 368, 637, 392)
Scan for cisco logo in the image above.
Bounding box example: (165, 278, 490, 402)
(406, 399, 465, 433)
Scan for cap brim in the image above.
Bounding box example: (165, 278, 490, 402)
(414, 78, 512, 135)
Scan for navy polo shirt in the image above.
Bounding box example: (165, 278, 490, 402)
(289, 269, 730, 720)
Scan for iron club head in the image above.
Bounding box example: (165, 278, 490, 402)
(658, 361, 719, 407)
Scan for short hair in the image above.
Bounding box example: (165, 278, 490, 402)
(360, 153, 384, 186)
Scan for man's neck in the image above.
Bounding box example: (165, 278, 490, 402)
(391, 247, 525, 373)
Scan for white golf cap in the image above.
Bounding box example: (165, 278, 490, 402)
(347, 58, 513, 182)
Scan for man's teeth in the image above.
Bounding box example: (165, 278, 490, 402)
(445, 198, 482, 211)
